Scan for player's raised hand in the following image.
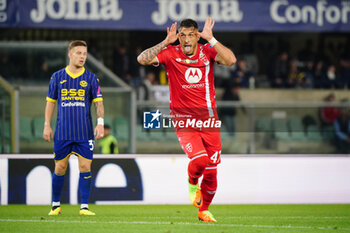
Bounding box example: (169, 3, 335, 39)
(94, 125, 104, 140)
(198, 17, 215, 42)
(43, 125, 53, 143)
(165, 22, 178, 45)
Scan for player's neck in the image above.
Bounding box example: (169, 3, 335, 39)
(67, 64, 83, 74)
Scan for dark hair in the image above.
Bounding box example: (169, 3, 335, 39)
(179, 19, 198, 30)
(104, 124, 111, 130)
(68, 40, 87, 51)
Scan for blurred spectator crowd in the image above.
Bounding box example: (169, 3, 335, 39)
(320, 94, 350, 153)
(1, 38, 349, 92)
(268, 40, 350, 90)
(111, 38, 350, 94)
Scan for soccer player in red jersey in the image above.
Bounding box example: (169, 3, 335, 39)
(138, 18, 236, 222)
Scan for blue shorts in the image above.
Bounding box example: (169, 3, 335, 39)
(53, 140, 95, 161)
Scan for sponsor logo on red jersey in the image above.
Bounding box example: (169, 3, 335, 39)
(185, 68, 202, 84)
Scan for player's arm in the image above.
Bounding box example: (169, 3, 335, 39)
(213, 42, 236, 66)
(43, 100, 56, 143)
(94, 100, 105, 140)
(137, 22, 178, 66)
(198, 17, 236, 66)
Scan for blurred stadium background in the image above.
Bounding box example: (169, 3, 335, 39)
(0, 0, 350, 224)
(1, 0, 350, 155)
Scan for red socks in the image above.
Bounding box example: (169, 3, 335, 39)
(199, 168, 217, 211)
(188, 155, 218, 211)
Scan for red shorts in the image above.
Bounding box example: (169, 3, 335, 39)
(176, 128, 221, 166)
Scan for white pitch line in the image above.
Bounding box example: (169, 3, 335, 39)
(0, 219, 349, 231)
(70, 215, 350, 220)
(223, 216, 350, 219)
(131, 216, 350, 220)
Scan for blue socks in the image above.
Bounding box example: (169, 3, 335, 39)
(79, 172, 92, 204)
(52, 172, 92, 205)
(52, 173, 65, 203)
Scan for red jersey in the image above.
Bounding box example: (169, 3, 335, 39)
(156, 43, 218, 119)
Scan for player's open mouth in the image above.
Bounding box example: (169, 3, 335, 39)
(184, 45, 191, 53)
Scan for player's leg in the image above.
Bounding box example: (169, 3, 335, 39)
(49, 140, 72, 215)
(176, 129, 207, 208)
(198, 167, 217, 222)
(188, 154, 210, 208)
(188, 153, 210, 185)
(198, 131, 221, 222)
(77, 155, 94, 215)
(74, 140, 95, 215)
(200, 164, 219, 212)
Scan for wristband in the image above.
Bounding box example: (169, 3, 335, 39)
(208, 37, 218, 47)
(97, 117, 104, 126)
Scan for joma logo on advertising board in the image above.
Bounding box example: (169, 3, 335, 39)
(30, 0, 123, 23)
(152, 0, 243, 25)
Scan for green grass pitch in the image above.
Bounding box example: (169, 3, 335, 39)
(0, 204, 349, 233)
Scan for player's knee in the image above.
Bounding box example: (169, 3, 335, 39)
(79, 163, 91, 172)
(188, 156, 210, 176)
(194, 156, 210, 167)
(55, 163, 67, 175)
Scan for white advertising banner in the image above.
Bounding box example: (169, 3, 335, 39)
(0, 155, 349, 205)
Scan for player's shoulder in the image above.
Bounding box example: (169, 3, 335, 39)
(161, 45, 183, 60)
(83, 69, 98, 80)
(162, 44, 179, 53)
(172, 44, 182, 51)
(83, 68, 94, 76)
(53, 67, 66, 76)
(201, 43, 213, 51)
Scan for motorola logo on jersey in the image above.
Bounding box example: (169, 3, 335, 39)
(185, 68, 202, 84)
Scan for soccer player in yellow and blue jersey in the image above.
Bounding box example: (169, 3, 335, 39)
(43, 40, 105, 216)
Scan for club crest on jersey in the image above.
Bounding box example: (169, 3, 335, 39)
(185, 68, 202, 84)
(199, 48, 209, 65)
(185, 143, 193, 152)
(80, 80, 87, 87)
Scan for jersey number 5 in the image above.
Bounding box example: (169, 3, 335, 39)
(89, 140, 94, 151)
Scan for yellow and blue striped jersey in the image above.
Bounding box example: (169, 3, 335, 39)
(46, 66, 103, 140)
